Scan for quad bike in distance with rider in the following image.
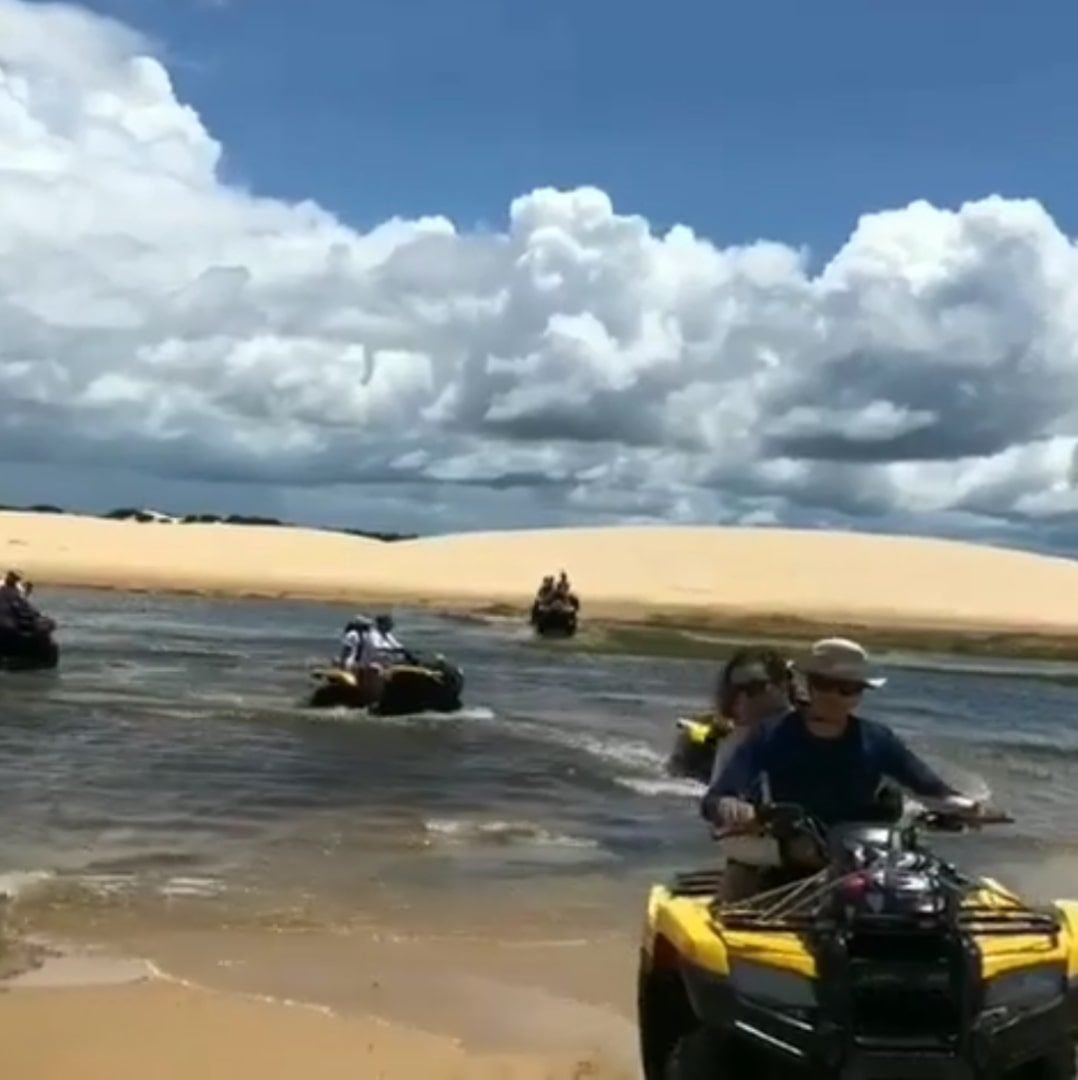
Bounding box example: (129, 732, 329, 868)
(666, 713, 732, 785)
(0, 573, 59, 672)
(529, 572, 580, 639)
(0, 616, 59, 671)
(530, 598, 579, 638)
(307, 654, 464, 716)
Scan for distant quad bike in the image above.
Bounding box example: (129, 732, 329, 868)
(307, 653, 464, 717)
(638, 798, 1078, 1080)
(0, 617, 60, 672)
(530, 600, 578, 639)
(665, 713, 731, 785)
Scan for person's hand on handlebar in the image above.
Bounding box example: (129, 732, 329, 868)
(916, 794, 1012, 831)
(941, 794, 980, 814)
(927, 794, 986, 822)
(714, 797, 756, 828)
(938, 795, 1014, 828)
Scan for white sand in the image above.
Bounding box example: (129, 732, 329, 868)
(4, 511, 1078, 634)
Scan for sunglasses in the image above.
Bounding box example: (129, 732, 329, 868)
(807, 674, 866, 696)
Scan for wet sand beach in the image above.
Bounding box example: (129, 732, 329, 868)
(2, 976, 636, 1080)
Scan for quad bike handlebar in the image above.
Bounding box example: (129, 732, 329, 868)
(710, 798, 1013, 843)
(709, 799, 1015, 879)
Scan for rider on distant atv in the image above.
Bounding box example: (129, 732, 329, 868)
(0, 570, 49, 639)
(337, 614, 372, 673)
(361, 614, 410, 667)
(337, 612, 413, 699)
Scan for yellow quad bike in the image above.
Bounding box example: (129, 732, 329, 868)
(667, 713, 734, 785)
(307, 654, 464, 717)
(638, 799, 1078, 1080)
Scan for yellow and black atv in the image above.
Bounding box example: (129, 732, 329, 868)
(530, 599, 578, 639)
(667, 713, 734, 785)
(0, 615, 60, 672)
(638, 799, 1078, 1079)
(307, 654, 464, 717)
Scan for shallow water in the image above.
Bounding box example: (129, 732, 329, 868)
(2, 587, 1078, 943)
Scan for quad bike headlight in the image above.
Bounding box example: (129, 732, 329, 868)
(984, 965, 1066, 1014)
(729, 959, 816, 1011)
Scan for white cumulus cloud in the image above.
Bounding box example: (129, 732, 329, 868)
(2, 0, 1078, 542)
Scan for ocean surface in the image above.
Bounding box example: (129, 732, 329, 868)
(2, 588, 1078, 947)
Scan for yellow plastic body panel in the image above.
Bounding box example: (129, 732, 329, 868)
(311, 664, 439, 686)
(675, 718, 715, 746)
(644, 885, 817, 980)
(674, 714, 735, 746)
(962, 880, 1071, 979)
(720, 928, 817, 978)
(644, 875, 1077, 986)
(644, 886, 730, 976)
(311, 667, 358, 686)
(1051, 899, 1078, 980)
(386, 664, 440, 679)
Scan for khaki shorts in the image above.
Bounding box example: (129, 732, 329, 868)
(720, 860, 766, 903)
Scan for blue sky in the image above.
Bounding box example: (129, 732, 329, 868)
(4, 0, 1078, 543)
(80, 0, 1078, 255)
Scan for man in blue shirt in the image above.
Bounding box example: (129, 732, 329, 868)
(702, 637, 974, 833)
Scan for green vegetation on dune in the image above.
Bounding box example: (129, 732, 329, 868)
(457, 597, 1078, 665)
(530, 613, 1078, 666)
(0, 503, 417, 541)
(560, 624, 727, 661)
(470, 603, 520, 618)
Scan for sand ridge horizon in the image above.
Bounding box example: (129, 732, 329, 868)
(4, 510, 1078, 641)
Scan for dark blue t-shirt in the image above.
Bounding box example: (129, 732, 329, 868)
(703, 709, 955, 825)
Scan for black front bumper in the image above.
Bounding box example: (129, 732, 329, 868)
(681, 964, 1078, 1079)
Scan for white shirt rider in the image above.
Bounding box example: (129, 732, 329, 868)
(360, 625, 407, 667)
(339, 616, 372, 671)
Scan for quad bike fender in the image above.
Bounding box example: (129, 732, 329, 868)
(640, 888, 818, 1059)
(310, 667, 358, 687)
(965, 881, 1073, 981)
(1051, 899, 1078, 984)
(645, 885, 817, 981)
(643, 886, 731, 978)
(385, 663, 445, 682)
(976, 929, 1071, 981)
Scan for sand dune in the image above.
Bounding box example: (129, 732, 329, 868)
(4, 511, 1078, 634)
